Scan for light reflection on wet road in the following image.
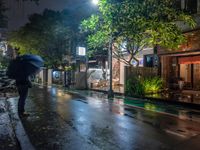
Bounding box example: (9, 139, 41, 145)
(70, 89, 200, 123)
(8, 86, 200, 150)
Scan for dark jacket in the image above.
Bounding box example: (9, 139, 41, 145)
(16, 78, 32, 88)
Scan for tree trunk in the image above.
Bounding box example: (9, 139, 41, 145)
(133, 57, 139, 67)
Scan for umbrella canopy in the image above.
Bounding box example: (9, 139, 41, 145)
(19, 54, 44, 67)
(7, 54, 44, 80)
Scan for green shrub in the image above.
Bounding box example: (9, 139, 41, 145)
(142, 77, 163, 94)
(125, 76, 163, 97)
(125, 77, 145, 96)
(0, 55, 9, 69)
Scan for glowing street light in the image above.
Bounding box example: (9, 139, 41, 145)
(92, 0, 99, 5)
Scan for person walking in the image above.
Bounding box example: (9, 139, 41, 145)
(16, 76, 32, 117)
(7, 54, 44, 117)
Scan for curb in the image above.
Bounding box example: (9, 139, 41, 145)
(5, 97, 35, 150)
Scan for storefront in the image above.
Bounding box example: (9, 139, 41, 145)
(159, 29, 200, 90)
(179, 56, 200, 89)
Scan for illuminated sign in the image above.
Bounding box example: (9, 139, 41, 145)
(76, 47, 86, 56)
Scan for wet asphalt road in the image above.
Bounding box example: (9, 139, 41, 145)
(5, 86, 200, 150)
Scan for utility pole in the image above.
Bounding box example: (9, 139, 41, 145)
(108, 35, 114, 98)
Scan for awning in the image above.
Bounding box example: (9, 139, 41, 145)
(178, 55, 200, 64)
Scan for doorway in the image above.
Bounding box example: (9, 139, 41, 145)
(193, 64, 200, 90)
(179, 63, 200, 90)
(180, 64, 193, 89)
(178, 55, 200, 90)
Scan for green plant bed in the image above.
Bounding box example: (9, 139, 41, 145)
(145, 89, 164, 95)
(125, 76, 164, 97)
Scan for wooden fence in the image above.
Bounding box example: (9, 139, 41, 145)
(125, 66, 159, 80)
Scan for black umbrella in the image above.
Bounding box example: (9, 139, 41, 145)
(7, 54, 44, 80)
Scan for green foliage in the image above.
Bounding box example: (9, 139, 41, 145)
(125, 77, 145, 96)
(64, 66, 76, 71)
(81, 0, 196, 66)
(81, 15, 100, 31)
(9, 9, 74, 69)
(142, 77, 164, 94)
(0, 55, 9, 69)
(125, 76, 163, 97)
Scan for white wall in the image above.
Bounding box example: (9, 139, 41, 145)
(38, 70, 43, 83)
(48, 69, 52, 85)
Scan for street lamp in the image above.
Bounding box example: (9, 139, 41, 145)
(91, 0, 114, 98)
(76, 46, 88, 89)
(107, 35, 114, 98)
(92, 0, 99, 5)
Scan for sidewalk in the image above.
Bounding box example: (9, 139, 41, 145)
(0, 97, 19, 150)
(0, 96, 34, 150)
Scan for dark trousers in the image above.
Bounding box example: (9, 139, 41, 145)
(17, 85, 29, 113)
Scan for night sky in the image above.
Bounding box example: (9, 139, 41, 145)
(5, 0, 96, 30)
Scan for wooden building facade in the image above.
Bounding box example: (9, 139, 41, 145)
(159, 30, 200, 90)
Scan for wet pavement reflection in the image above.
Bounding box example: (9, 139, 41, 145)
(7, 86, 200, 150)
(91, 86, 200, 105)
(145, 90, 200, 105)
(69, 90, 200, 123)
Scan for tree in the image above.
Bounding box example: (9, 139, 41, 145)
(9, 9, 74, 69)
(0, 0, 40, 28)
(0, 0, 7, 28)
(18, 0, 40, 4)
(81, 0, 196, 67)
